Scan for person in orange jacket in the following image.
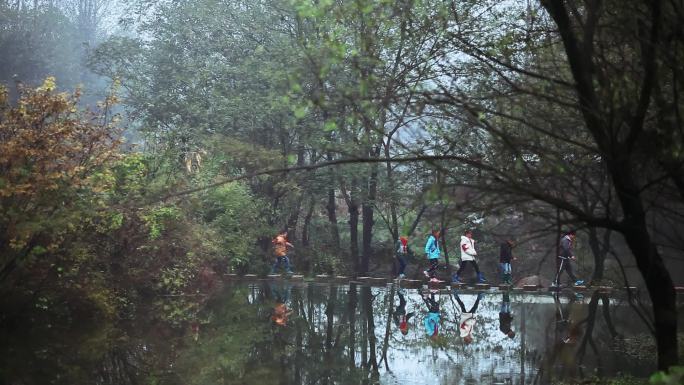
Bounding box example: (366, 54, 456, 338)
(272, 230, 294, 274)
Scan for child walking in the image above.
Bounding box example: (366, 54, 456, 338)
(395, 236, 409, 279)
(423, 230, 442, 282)
(499, 239, 516, 284)
(453, 230, 486, 284)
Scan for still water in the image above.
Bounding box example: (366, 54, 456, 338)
(0, 281, 674, 384)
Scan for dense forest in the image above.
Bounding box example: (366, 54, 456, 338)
(0, 0, 682, 377)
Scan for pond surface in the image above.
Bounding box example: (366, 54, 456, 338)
(1, 280, 680, 385)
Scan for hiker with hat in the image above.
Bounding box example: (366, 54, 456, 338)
(552, 230, 584, 287)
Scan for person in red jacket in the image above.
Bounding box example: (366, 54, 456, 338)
(393, 289, 414, 335)
(395, 236, 409, 279)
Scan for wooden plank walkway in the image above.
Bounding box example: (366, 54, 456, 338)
(223, 274, 684, 296)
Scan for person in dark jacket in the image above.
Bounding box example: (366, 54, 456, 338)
(393, 288, 415, 335)
(499, 291, 515, 338)
(395, 236, 409, 279)
(499, 239, 516, 284)
(553, 230, 584, 287)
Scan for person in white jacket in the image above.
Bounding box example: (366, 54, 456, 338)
(453, 291, 484, 345)
(452, 230, 487, 284)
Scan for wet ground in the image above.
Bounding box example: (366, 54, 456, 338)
(1, 280, 681, 385)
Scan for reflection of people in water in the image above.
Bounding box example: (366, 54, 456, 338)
(499, 292, 515, 339)
(453, 291, 484, 344)
(270, 281, 292, 326)
(553, 292, 581, 344)
(393, 289, 415, 335)
(272, 302, 291, 326)
(422, 291, 441, 339)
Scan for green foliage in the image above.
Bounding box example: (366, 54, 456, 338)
(142, 205, 182, 240)
(202, 183, 268, 268)
(309, 251, 345, 275)
(650, 366, 684, 385)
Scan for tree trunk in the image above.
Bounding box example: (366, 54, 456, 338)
(327, 187, 340, 250)
(302, 196, 315, 246)
(541, 0, 677, 368)
(379, 286, 395, 370)
(587, 227, 610, 283)
(294, 289, 303, 385)
(520, 300, 526, 384)
(407, 204, 427, 237)
(349, 178, 360, 272)
(361, 162, 378, 274)
(622, 220, 678, 370)
(361, 286, 378, 371)
(348, 283, 357, 370)
(384, 144, 399, 242)
(439, 207, 450, 267)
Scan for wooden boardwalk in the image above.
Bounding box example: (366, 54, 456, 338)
(223, 274, 684, 296)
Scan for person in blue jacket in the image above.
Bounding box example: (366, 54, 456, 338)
(422, 292, 441, 340)
(423, 229, 442, 282)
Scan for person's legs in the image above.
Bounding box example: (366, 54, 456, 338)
(472, 261, 486, 283)
(453, 293, 467, 312)
(397, 255, 407, 276)
(272, 257, 283, 273)
(470, 292, 483, 313)
(456, 261, 467, 276)
(427, 258, 439, 278)
(453, 261, 467, 282)
(565, 260, 577, 281)
(503, 263, 512, 284)
(283, 256, 293, 273)
(471, 261, 481, 274)
(565, 261, 582, 284)
(502, 291, 511, 313)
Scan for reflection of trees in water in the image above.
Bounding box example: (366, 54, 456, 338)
(1, 283, 654, 385)
(536, 290, 624, 384)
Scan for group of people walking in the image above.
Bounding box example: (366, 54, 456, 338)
(416, 229, 496, 284)
(398, 228, 584, 287)
(271, 228, 584, 288)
